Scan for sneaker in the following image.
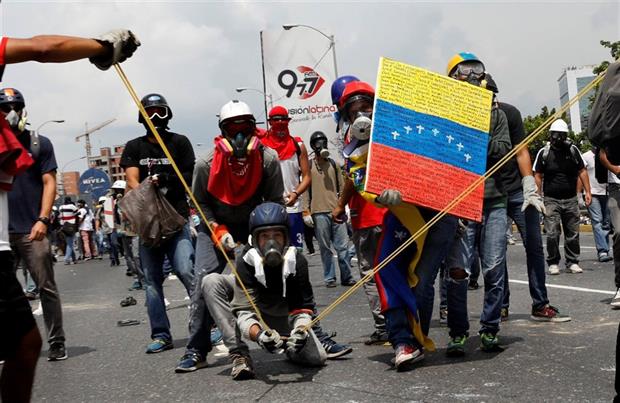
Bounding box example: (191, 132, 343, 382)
(213, 343, 229, 357)
(393, 344, 424, 371)
(341, 279, 357, 286)
(446, 335, 468, 357)
(24, 291, 38, 300)
(84, 257, 92, 261)
(611, 289, 620, 308)
(322, 338, 353, 359)
(480, 332, 503, 352)
(599, 252, 613, 263)
(500, 308, 509, 321)
(128, 281, 144, 291)
(210, 327, 223, 345)
(48, 343, 68, 361)
(146, 338, 173, 354)
(175, 352, 207, 373)
(439, 307, 448, 325)
(125, 269, 133, 276)
(567, 263, 583, 274)
(326, 281, 337, 288)
(531, 305, 572, 322)
(230, 353, 255, 380)
(548, 264, 560, 275)
(364, 329, 389, 345)
(507, 236, 516, 245)
(468, 280, 479, 290)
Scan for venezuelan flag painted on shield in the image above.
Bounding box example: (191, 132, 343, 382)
(365, 57, 493, 222)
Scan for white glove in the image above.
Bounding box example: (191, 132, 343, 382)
(257, 329, 284, 353)
(521, 175, 546, 215)
(220, 232, 236, 251)
(90, 29, 141, 70)
(286, 328, 309, 353)
(303, 215, 314, 228)
(376, 189, 402, 206)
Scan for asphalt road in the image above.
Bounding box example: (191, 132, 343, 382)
(17, 232, 620, 402)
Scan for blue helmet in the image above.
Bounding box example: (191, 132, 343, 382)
(331, 75, 359, 106)
(249, 202, 289, 238)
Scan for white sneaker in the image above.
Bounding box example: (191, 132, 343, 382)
(568, 263, 583, 273)
(611, 289, 620, 308)
(548, 264, 560, 275)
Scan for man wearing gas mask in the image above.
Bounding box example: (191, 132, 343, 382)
(120, 92, 196, 354)
(2, 87, 68, 362)
(533, 118, 591, 275)
(306, 130, 356, 288)
(336, 80, 458, 370)
(261, 106, 311, 250)
(330, 76, 388, 345)
(178, 100, 285, 375)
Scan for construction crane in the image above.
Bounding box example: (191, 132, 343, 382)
(75, 118, 116, 166)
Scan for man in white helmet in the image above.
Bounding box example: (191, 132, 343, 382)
(534, 119, 591, 275)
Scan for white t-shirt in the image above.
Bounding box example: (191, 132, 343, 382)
(78, 207, 94, 231)
(582, 150, 607, 195)
(0, 190, 10, 251)
(280, 154, 302, 214)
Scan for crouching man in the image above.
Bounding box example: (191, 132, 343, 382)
(231, 202, 327, 367)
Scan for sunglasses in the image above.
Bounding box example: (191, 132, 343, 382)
(268, 116, 290, 122)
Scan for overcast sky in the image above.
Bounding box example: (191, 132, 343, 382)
(0, 0, 618, 172)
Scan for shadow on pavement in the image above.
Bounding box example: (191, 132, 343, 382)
(40, 345, 96, 358)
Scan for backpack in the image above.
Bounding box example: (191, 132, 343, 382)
(588, 62, 620, 149)
(29, 131, 40, 160)
(594, 147, 608, 184)
(538, 143, 582, 171)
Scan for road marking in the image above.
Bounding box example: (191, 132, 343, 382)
(509, 279, 615, 295)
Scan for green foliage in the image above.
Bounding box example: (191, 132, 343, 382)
(589, 40, 620, 108)
(522, 106, 587, 156)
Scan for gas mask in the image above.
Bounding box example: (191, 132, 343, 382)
(225, 132, 252, 159)
(269, 119, 290, 137)
(311, 138, 330, 158)
(350, 111, 372, 140)
(549, 131, 571, 150)
(5, 109, 27, 132)
(254, 227, 288, 268)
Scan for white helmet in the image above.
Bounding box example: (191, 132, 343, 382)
(219, 100, 254, 126)
(549, 119, 569, 133)
(98, 196, 107, 203)
(111, 180, 126, 190)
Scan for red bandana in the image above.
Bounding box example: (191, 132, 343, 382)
(261, 125, 299, 161)
(207, 135, 263, 206)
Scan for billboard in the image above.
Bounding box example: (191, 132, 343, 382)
(78, 168, 110, 201)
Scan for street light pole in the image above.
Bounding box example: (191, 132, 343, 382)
(282, 24, 338, 79)
(235, 87, 273, 128)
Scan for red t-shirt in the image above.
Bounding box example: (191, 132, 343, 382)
(349, 192, 386, 230)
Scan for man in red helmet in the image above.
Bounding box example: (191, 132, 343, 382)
(261, 106, 311, 250)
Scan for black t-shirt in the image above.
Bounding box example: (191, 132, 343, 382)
(120, 132, 195, 218)
(533, 145, 585, 199)
(9, 132, 58, 234)
(499, 102, 526, 194)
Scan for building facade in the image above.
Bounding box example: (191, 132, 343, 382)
(90, 145, 126, 183)
(59, 171, 80, 196)
(557, 65, 596, 134)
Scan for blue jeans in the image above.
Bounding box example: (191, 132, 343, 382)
(139, 223, 195, 341)
(64, 233, 76, 263)
(108, 231, 120, 264)
(411, 214, 458, 336)
(446, 206, 507, 336)
(589, 194, 610, 255)
(503, 190, 549, 310)
(313, 213, 353, 284)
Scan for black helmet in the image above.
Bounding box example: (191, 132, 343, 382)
(249, 202, 289, 247)
(139, 93, 172, 124)
(310, 131, 328, 148)
(0, 88, 25, 108)
(481, 73, 498, 93)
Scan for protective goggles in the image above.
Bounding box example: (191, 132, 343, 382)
(268, 115, 290, 122)
(0, 103, 24, 113)
(452, 61, 485, 78)
(145, 106, 169, 120)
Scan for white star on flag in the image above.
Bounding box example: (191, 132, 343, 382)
(431, 128, 440, 136)
(446, 135, 454, 144)
(394, 230, 408, 241)
(392, 131, 400, 140)
(464, 153, 472, 162)
(456, 142, 464, 151)
(404, 125, 412, 134)
(416, 124, 425, 134)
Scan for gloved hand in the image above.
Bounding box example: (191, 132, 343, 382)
(303, 213, 314, 228)
(257, 329, 284, 353)
(212, 224, 236, 251)
(521, 175, 546, 215)
(375, 189, 402, 206)
(90, 29, 141, 71)
(286, 327, 309, 354)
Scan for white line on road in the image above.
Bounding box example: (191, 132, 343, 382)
(509, 279, 616, 295)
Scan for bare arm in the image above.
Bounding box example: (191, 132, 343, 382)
(515, 147, 534, 177)
(124, 167, 140, 191)
(4, 36, 108, 64)
(600, 149, 620, 176)
(332, 177, 355, 220)
(29, 171, 57, 241)
(534, 173, 543, 195)
(286, 143, 311, 207)
(578, 168, 592, 206)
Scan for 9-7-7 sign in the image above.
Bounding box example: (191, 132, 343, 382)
(278, 66, 325, 100)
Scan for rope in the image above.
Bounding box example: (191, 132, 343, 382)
(302, 69, 607, 331)
(113, 64, 271, 331)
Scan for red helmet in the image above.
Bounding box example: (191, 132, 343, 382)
(268, 105, 290, 120)
(339, 81, 375, 109)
